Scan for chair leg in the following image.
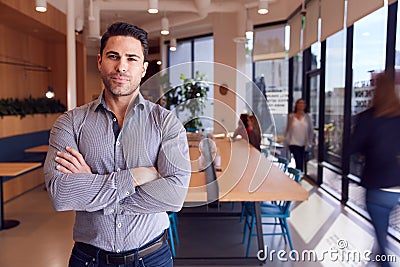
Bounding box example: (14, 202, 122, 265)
(239, 202, 246, 222)
(172, 213, 179, 244)
(242, 214, 249, 244)
(278, 218, 287, 244)
(282, 218, 294, 251)
(168, 226, 176, 258)
(245, 215, 255, 257)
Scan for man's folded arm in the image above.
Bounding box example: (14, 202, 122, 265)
(44, 113, 135, 212)
(117, 120, 191, 214)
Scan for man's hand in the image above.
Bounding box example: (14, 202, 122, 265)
(131, 167, 159, 186)
(55, 146, 92, 174)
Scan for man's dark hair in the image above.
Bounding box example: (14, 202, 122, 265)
(100, 22, 149, 61)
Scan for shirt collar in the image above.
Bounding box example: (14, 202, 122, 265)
(92, 90, 145, 113)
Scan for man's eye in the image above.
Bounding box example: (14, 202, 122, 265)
(128, 57, 137, 61)
(108, 55, 119, 60)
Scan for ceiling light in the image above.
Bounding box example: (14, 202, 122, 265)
(157, 60, 162, 65)
(35, 0, 47, 12)
(161, 17, 169, 35)
(170, 38, 177, 51)
(148, 0, 159, 14)
(258, 1, 269, 15)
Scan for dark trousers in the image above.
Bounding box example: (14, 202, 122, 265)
(289, 145, 305, 171)
(69, 238, 173, 267)
(366, 188, 400, 267)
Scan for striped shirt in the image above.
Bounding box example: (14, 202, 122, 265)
(44, 92, 191, 252)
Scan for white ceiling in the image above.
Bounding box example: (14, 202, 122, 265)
(48, 0, 303, 55)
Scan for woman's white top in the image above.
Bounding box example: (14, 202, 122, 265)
(289, 116, 308, 146)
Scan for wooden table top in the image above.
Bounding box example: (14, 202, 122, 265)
(0, 162, 42, 177)
(24, 145, 49, 153)
(185, 137, 308, 203)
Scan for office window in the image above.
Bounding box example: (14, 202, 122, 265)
(324, 30, 346, 168)
(254, 24, 288, 138)
(194, 36, 214, 131)
(348, 6, 387, 217)
(169, 40, 192, 87)
(350, 6, 387, 179)
(293, 53, 303, 105)
(311, 42, 321, 70)
(168, 35, 214, 131)
(254, 59, 289, 137)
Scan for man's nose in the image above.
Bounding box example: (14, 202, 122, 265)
(116, 60, 128, 72)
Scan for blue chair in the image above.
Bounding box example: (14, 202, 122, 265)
(240, 158, 292, 223)
(167, 212, 179, 257)
(242, 200, 294, 257)
(274, 157, 289, 172)
(286, 167, 302, 182)
(241, 168, 300, 256)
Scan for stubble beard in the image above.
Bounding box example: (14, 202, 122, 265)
(102, 75, 138, 97)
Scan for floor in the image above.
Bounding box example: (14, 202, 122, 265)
(0, 178, 399, 267)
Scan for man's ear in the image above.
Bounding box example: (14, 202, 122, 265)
(97, 54, 102, 71)
(142, 61, 149, 78)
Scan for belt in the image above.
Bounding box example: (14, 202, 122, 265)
(75, 232, 167, 265)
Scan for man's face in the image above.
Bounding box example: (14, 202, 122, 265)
(97, 36, 148, 97)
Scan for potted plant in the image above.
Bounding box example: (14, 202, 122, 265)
(163, 71, 209, 131)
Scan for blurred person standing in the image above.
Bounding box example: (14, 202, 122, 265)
(284, 99, 314, 171)
(350, 70, 400, 267)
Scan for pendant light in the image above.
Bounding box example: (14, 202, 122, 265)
(148, 0, 159, 14)
(35, 0, 47, 12)
(258, 0, 269, 15)
(169, 38, 177, 51)
(161, 17, 169, 35)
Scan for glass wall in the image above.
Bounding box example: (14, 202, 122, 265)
(348, 6, 387, 213)
(349, 7, 387, 179)
(289, 1, 400, 240)
(324, 30, 346, 169)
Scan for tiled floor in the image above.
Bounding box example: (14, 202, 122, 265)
(0, 179, 399, 267)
